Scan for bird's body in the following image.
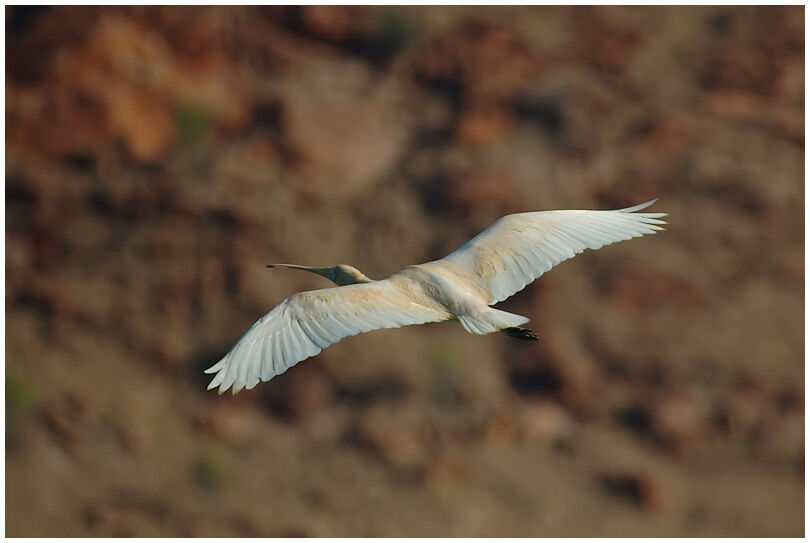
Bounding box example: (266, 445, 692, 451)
(206, 200, 667, 394)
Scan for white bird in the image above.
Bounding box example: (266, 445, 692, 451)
(205, 199, 666, 394)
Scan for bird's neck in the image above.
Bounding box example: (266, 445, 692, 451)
(337, 273, 373, 286)
(353, 273, 374, 284)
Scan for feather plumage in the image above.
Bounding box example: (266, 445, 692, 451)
(206, 200, 666, 394)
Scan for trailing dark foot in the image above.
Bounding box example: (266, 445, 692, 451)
(504, 327, 540, 341)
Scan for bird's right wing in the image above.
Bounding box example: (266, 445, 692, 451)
(442, 199, 667, 304)
(205, 279, 450, 394)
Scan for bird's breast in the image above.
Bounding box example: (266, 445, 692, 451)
(391, 262, 489, 315)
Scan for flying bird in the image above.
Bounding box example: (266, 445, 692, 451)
(205, 200, 666, 394)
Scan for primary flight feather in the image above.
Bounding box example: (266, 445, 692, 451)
(206, 199, 667, 394)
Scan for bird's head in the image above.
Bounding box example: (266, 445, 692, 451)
(331, 264, 373, 285)
(266, 263, 373, 286)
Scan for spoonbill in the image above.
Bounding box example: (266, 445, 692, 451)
(205, 199, 666, 394)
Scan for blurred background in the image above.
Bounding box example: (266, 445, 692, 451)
(5, 5, 804, 537)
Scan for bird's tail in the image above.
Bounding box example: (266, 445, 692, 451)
(458, 309, 529, 335)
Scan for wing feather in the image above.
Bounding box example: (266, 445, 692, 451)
(442, 199, 666, 303)
(206, 279, 450, 394)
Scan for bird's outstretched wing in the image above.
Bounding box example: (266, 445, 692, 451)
(442, 199, 667, 304)
(205, 280, 450, 394)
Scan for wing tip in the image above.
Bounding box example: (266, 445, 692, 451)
(204, 356, 227, 374)
(618, 198, 660, 213)
(206, 375, 233, 395)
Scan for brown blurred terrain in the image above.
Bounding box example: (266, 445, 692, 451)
(5, 6, 804, 537)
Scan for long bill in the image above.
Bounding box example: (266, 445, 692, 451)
(266, 263, 333, 278)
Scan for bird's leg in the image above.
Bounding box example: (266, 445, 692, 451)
(503, 327, 540, 341)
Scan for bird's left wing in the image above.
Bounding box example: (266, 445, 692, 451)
(205, 279, 450, 394)
(442, 199, 667, 304)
